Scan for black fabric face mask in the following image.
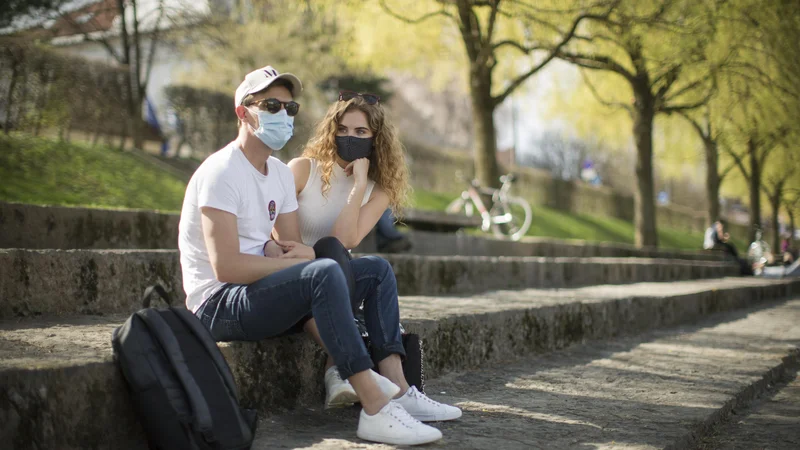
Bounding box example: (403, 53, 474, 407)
(335, 136, 373, 162)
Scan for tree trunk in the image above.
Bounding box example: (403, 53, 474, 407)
(117, 0, 141, 150)
(131, 0, 144, 150)
(789, 208, 796, 247)
(469, 70, 500, 189)
(704, 138, 721, 224)
(632, 88, 658, 248)
(4, 60, 19, 134)
(748, 138, 761, 242)
(770, 192, 781, 255)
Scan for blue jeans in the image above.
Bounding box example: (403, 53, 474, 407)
(376, 209, 405, 242)
(195, 256, 405, 379)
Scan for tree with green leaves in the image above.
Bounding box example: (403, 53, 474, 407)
(715, 0, 800, 242)
(761, 146, 798, 253)
(554, 0, 723, 247)
(377, 0, 617, 190)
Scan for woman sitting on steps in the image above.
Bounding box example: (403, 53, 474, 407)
(270, 91, 461, 421)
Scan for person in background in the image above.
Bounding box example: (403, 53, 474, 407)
(376, 208, 412, 253)
(709, 219, 753, 276)
(781, 234, 795, 265)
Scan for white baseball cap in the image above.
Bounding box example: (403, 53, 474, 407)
(234, 65, 303, 107)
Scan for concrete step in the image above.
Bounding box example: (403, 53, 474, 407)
(356, 229, 727, 262)
(0, 248, 738, 319)
(1, 278, 798, 449)
(251, 296, 800, 449)
(1, 201, 179, 250)
(698, 364, 800, 449)
(2, 201, 724, 262)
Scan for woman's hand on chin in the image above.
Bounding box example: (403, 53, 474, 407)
(345, 158, 370, 186)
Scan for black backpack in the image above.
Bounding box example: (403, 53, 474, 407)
(112, 286, 258, 450)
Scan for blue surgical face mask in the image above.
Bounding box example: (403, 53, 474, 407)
(247, 108, 294, 151)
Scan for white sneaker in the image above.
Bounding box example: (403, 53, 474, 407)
(357, 402, 442, 445)
(370, 369, 402, 400)
(324, 366, 358, 409)
(393, 386, 462, 422)
(325, 367, 400, 408)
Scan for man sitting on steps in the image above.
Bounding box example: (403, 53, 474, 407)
(177, 65, 454, 446)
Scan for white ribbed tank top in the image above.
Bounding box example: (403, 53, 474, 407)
(297, 158, 375, 246)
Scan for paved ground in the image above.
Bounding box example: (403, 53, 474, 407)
(251, 298, 800, 449)
(699, 371, 800, 450)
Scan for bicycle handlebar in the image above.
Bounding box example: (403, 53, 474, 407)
(456, 171, 517, 188)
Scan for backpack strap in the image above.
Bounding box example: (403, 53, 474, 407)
(171, 308, 239, 399)
(142, 284, 174, 309)
(135, 309, 215, 440)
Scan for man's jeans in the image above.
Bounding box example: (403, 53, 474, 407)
(195, 256, 405, 379)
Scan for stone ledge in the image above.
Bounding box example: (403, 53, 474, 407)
(0, 201, 179, 250)
(2, 202, 724, 263)
(365, 230, 727, 261)
(0, 249, 739, 319)
(1, 278, 798, 449)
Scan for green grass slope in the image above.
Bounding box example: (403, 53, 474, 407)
(0, 133, 186, 211)
(410, 189, 745, 251)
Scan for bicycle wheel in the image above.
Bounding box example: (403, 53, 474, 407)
(490, 196, 532, 241)
(446, 197, 466, 215)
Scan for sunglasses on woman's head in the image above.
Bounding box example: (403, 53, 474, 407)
(339, 90, 381, 105)
(247, 98, 300, 117)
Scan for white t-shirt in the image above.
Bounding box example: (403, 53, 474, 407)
(178, 142, 298, 312)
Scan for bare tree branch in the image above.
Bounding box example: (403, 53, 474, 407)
(660, 87, 714, 114)
(558, 50, 635, 82)
(662, 75, 713, 104)
(141, 0, 166, 95)
(579, 68, 633, 113)
(492, 39, 546, 54)
(720, 141, 750, 181)
(491, 8, 595, 106)
(719, 162, 737, 181)
(57, 4, 122, 63)
(484, 0, 500, 43)
(378, 0, 455, 23)
(675, 109, 706, 141)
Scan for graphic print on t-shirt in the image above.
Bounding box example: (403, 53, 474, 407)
(269, 200, 276, 221)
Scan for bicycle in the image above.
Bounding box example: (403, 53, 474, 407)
(445, 171, 532, 241)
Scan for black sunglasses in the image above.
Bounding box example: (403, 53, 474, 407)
(247, 98, 300, 117)
(339, 90, 381, 105)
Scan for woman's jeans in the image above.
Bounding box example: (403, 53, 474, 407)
(195, 237, 405, 379)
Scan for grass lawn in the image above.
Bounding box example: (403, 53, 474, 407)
(1, 132, 736, 252)
(409, 189, 746, 251)
(0, 133, 187, 211)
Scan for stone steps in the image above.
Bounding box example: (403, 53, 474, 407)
(358, 229, 726, 261)
(251, 296, 800, 449)
(1, 278, 797, 449)
(2, 201, 724, 262)
(0, 248, 738, 320)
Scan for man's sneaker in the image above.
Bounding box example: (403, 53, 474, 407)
(393, 386, 462, 422)
(357, 402, 442, 445)
(324, 366, 358, 409)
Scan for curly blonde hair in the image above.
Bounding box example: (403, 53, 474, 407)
(302, 97, 410, 214)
